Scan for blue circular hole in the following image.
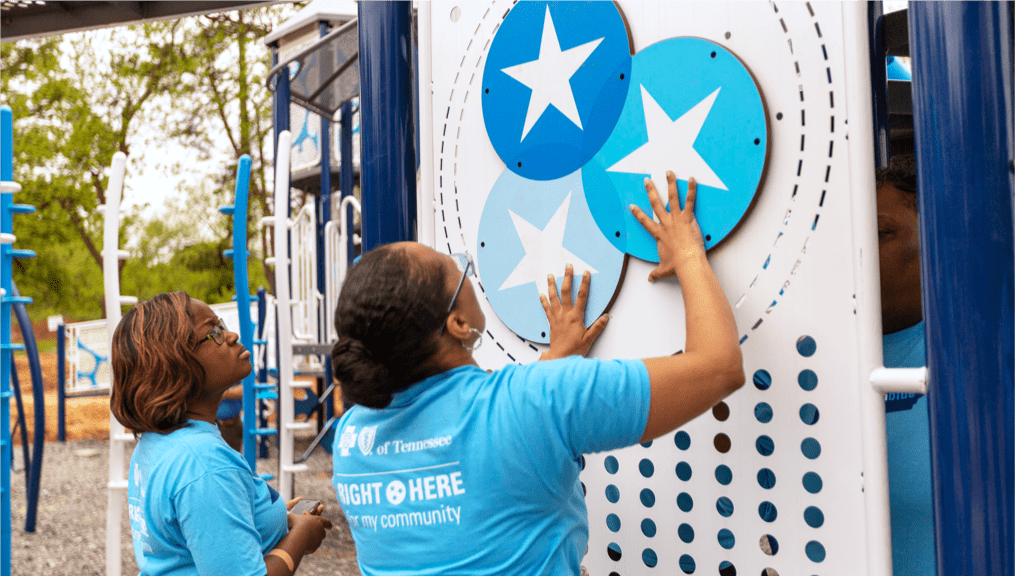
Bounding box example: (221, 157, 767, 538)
(641, 518, 657, 537)
(639, 458, 655, 478)
(677, 492, 693, 512)
(580, 455, 585, 470)
(801, 437, 822, 459)
(715, 464, 733, 486)
(803, 471, 823, 493)
(806, 540, 826, 563)
(606, 513, 621, 532)
(642, 548, 658, 568)
(804, 506, 825, 528)
(717, 528, 735, 549)
(753, 369, 772, 390)
(716, 496, 734, 517)
(605, 484, 620, 503)
(755, 402, 773, 423)
(604, 455, 619, 474)
(799, 369, 818, 391)
(757, 468, 776, 489)
(608, 542, 622, 561)
(640, 488, 656, 508)
(640, 440, 653, 448)
(800, 403, 820, 425)
(678, 522, 694, 543)
(676, 461, 693, 481)
(797, 335, 817, 357)
(674, 431, 691, 450)
(679, 554, 696, 573)
(761, 534, 779, 555)
(758, 501, 778, 522)
(756, 435, 775, 456)
(718, 560, 736, 576)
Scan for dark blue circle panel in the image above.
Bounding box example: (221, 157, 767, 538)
(482, 1, 631, 181)
(583, 37, 768, 261)
(477, 168, 626, 343)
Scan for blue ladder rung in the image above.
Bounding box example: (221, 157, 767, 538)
(253, 382, 275, 389)
(1, 343, 25, 351)
(223, 249, 234, 259)
(230, 294, 260, 302)
(10, 248, 35, 259)
(253, 339, 268, 345)
(2, 296, 32, 304)
(256, 392, 278, 401)
(218, 205, 235, 215)
(10, 204, 35, 214)
(0, 390, 10, 398)
(259, 473, 275, 481)
(253, 428, 278, 437)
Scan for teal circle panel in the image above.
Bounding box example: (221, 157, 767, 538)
(482, 1, 632, 181)
(477, 168, 626, 343)
(583, 37, 768, 261)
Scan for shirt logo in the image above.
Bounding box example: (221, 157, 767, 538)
(357, 425, 378, 456)
(338, 425, 357, 457)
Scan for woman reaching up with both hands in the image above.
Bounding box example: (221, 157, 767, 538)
(330, 171, 744, 575)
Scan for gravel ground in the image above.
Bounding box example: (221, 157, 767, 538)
(10, 432, 361, 576)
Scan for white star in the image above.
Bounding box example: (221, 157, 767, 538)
(499, 192, 598, 291)
(500, 6, 604, 142)
(607, 85, 728, 193)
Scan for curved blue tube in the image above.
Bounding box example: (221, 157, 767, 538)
(10, 282, 42, 533)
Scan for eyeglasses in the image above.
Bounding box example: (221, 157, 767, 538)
(199, 318, 229, 347)
(438, 252, 475, 336)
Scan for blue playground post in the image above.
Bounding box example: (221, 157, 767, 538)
(339, 101, 355, 264)
(357, 0, 417, 251)
(909, 3, 1014, 575)
(1, 104, 15, 576)
(56, 324, 65, 442)
(220, 156, 259, 471)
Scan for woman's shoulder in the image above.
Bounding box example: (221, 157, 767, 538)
(139, 421, 247, 476)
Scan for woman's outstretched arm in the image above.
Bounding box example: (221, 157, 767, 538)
(631, 172, 744, 442)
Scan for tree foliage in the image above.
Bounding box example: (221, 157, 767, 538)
(0, 3, 304, 321)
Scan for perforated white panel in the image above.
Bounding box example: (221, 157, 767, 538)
(423, 2, 884, 574)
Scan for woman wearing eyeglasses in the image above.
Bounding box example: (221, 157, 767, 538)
(110, 292, 332, 576)
(331, 173, 744, 575)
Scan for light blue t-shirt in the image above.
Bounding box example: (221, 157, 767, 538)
(332, 357, 651, 576)
(128, 419, 288, 576)
(883, 321, 936, 576)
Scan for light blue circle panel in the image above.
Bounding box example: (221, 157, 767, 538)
(583, 36, 768, 261)
(482, 1, 632, 181)
(477, 168, 626, 343)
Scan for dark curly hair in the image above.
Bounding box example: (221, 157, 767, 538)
(331, 244, 452, 408)
(876, 154, 918, 208)
(110, 291, 206, 433)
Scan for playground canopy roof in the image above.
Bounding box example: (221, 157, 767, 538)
(0, 1, 271, 43)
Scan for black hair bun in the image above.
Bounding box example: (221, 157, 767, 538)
(332, 337, 396, 408)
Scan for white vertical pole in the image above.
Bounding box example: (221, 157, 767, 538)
(416, 1, 436, 249)
(103, 152, 128, 576)
(842, 4, 893, 575)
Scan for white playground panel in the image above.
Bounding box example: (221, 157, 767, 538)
(420, 2, 896, 575)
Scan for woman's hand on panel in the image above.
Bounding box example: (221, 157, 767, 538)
(539, 264, 609, 360)
(630, 172, 706, 282)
